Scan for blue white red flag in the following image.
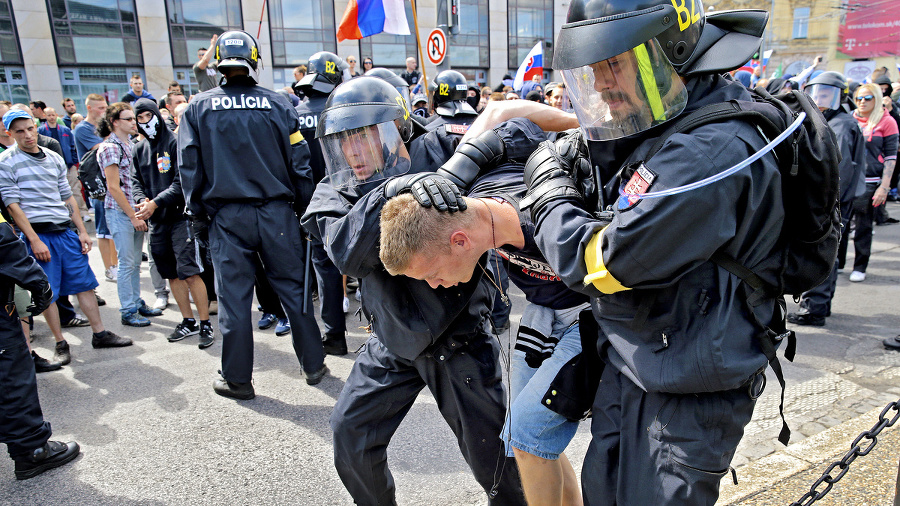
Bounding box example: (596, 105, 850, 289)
(513, 42, 544, 91)
(337, 0, 410, 42)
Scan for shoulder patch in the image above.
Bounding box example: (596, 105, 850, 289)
(619, 163, 656, 210)
(445, 124, 470, 135)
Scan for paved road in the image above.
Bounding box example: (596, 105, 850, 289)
(4, 202, 900, 504)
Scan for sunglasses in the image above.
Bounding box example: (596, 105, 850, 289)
(347, 59, 356, 63)
(363, 61, 373, 65)
(118, 115, 136, 121)
(856, 95, 875, 102)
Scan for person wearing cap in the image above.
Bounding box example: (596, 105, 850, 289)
(0, 109, 133, 361)
(477, 0, 794, 502)
(179, 30, 326, 400)
(411, 93, 429, 118)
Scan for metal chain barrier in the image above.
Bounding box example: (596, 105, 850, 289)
(790, 398, 900, 506)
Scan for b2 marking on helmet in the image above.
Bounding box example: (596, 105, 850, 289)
(395, 96, 410, 120)
(671, 0, 700, 31)
(439, 83, 449, 96)
(251, 47, 258, 62)
(325, 61, 336, 74)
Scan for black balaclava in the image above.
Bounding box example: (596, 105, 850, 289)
(133, 98, 165, 144)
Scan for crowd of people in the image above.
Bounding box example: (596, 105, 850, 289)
(3, 0, 900, 503)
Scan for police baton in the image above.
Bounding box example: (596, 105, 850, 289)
(302, 237, 312, 316)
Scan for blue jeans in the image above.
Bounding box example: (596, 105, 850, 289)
(107, 208, 145, 315)
(503, 303, 586, 459)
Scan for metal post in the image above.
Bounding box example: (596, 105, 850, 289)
(894, 457, 900, 506)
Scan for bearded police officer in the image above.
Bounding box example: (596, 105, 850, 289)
(179, 30, 326, 400)
(295, 51, 349, 355)
(513, 0, 789, 503)
(301, 76, 526, 505)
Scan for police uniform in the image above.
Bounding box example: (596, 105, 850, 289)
(0, 215, 50, 459)
(178, 38, 324, 387)
(296, 92, 347, 346)
(301, 76, 525, 505)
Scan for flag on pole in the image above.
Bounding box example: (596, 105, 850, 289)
(513, 42, 544, 92)
(337, 0, 411, 42)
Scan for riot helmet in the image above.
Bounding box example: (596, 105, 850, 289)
(215, 31, 261, 83)
(555, 0, 768, 140)
(365, 67, 413, 112)
(317, 76, 413, 190)
(296, 52, 347, 95)
(429, 70, 477, 117)
(804, 71, 847, 111)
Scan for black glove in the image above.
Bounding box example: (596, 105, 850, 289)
(384, 172, 468, 212)
(27, 281, 53, 316)
(520, 139, 585, 220)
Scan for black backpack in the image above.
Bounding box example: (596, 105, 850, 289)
(77, 142, 125, 200)
(643, 86, 842, 446)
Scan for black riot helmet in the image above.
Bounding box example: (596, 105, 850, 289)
(215, 30, 260, 82)
(297, 51, 348, 95)
(429, 70, 477, 117)
(804, 71, 848, 111)
(364, 67, 413, 112)
(554, 0, 767, 140)
(317, 76, 413, 190)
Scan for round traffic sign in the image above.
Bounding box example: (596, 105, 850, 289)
(427, 29, 447, 66)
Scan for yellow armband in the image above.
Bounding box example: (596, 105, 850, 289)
(583, 226, 630, 294)
(290, 131, 304, 145)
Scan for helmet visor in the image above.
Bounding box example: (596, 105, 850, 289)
(805, 83, 842, 111)
(561, 39, 688, 141)
(320, 120, 410, 190)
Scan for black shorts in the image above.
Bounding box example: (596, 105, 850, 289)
(149, 219, 202, 280)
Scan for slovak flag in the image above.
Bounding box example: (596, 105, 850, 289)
(513, 42, 544, 92)
(337, 0, 411, 42)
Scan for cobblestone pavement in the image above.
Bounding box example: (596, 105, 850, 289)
(3, 203, 900, 504)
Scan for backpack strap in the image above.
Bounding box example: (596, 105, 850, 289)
(713, 250, 795, 446)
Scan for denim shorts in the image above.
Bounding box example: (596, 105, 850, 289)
(92, 198, 111, 238)
(502, 304, 586, 460)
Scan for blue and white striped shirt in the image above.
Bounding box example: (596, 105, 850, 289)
(0, 144, 72, 225)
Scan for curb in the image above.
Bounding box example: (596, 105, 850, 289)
(719, 405, 889, 504)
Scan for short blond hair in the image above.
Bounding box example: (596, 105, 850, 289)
(379, 194, 475, 275)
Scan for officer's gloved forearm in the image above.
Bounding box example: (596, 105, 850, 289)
(384, 172, 467, 212)
(520, 140, 585, 222)
(436, 129, 506, 191)
(26, 281, 53, 316)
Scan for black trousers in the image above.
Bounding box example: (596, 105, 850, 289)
(582, 365, 757, 505)
(210, 201, 323, 383)
(800, 200, 854, 316)
(0, 309, 51, 460)
(311, 240, 346, 337)
(254, 257, 286, 319)
(330, 334, 526, 506)
(851, 186, 877, 273)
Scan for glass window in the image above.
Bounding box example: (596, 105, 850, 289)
(0, 0, 21, 63)
(46, 0, 143, 65)
(358, 1, 416, 71)
(507, 0, 553, 69)
(166, 0, 242, 67)
(174, 67, 200, 97)
(449, 0, 489, 69)
(59, 66, 144, 114)
(792, 7, 810, 39)
(0, 66, 29, 103)
(268, 0, 336, 67)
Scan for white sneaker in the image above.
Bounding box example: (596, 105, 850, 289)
(152, 295, 169, 310)
(849, 270, 866, 282)
(342, 296, 350, 313)
(82, 213, 92, 222)
(105, 266, 118, 282)
(355, 290, 362, 302)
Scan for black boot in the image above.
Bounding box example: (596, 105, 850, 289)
(14, 441, 80, 480)
(322, 334, 348, 356)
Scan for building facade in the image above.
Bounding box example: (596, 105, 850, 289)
(7, 0, 569, 113)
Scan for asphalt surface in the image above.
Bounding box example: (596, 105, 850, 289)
(4, 202, 900, 505)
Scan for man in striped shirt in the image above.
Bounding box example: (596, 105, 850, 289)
(0, 109, 132, 366)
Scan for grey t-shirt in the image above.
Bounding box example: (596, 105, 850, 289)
(193, 62, 219, 92)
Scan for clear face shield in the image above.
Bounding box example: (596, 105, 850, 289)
(320, 120, 410, 190)
(561, 39, 688, 141)
(805, 84, 842, 111)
